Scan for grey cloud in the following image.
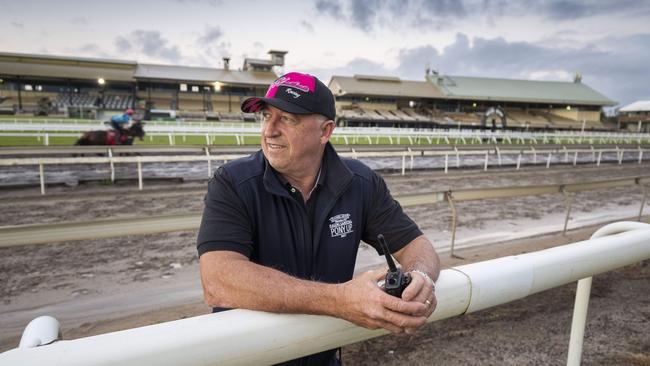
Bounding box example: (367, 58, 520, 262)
(198, 26, 223, 44)
(301, 21, 315, 33)
(538, 0, 650, 20)
(11, 21, 23, 28)
(114, 30, 181, 63)
(393, 32, 650, 106)
(313, 0, 650, 31)
(310, 31, 650, 107)
(79, 44, 100, 53)
(115, 37, 132, 52)
(349, 0, 376, 31)
(315, 0, 343, 18)
(196, 26, 230, 62)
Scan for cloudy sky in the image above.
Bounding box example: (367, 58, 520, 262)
(1, 0, 649, 107)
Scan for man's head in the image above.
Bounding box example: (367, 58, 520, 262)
(126, 108, 134, 116)
(241, 72, 336, 178)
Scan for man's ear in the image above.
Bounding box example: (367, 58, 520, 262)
(320, 119, 336, 143)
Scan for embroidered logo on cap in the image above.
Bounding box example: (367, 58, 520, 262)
(285, 88, 301, 99)
(329, 213, 354, 238)
(265, 73, 316, 98)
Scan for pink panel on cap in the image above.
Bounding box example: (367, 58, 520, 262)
(265, 72, 316, 98)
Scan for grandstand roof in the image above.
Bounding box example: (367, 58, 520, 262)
(0, 52, 136, 81)
(134, 64, 276, 86)
(431, 75, 616, 106)
(619, 100, 650, 112)
(329, 75, 444, 99)
(0, 52, 277, 86)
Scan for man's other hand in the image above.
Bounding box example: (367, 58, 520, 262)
(336, 267, 428, 334)
(401, 270, 437, 321)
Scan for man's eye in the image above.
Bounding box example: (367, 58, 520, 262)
(281, 116, 296, 124)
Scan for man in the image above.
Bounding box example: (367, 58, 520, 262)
(197, 72, 440, 366)
(109, 108, 134, 140)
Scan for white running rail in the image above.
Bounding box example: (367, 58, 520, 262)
(0, 221, 648, 366)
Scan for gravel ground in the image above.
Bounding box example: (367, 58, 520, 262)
(0, 162, 648, 363)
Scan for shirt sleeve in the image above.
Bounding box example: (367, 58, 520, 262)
(196, 167, 254, 258)
(362, 171, 423, 254)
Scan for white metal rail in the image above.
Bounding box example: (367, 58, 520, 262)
(2, 122, 650, 145)
(1, 146, 648, 195)
(1, 222, 648, 365)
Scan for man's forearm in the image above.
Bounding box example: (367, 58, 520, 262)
(394, 235, 440, 282)
(200, 251, 341, 316)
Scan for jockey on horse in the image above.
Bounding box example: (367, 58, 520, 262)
(75, 109, 145, 146)
(110, 108, 134, 142)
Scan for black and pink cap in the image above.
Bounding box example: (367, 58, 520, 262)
(241, 72, 336, 120)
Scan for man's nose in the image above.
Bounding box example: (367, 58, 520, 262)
(262, 115, 281, 137)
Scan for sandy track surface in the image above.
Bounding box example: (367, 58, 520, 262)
(1, 162, 649, 363)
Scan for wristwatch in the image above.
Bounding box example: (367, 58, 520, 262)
(410, 270, 436, 292)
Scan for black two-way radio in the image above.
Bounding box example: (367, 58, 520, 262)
(377, 234, 411, 298)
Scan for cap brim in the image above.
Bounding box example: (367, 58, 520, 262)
(241, 97, 312, 115)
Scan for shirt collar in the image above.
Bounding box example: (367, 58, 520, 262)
(262, 142, 352, 197)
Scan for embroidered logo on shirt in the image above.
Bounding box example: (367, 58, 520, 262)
(329, 213, 354, 238)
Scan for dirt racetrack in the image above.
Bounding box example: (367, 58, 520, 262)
(0, 162, 649, 364)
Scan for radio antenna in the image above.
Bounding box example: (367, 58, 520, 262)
(377, 234, 397, 271)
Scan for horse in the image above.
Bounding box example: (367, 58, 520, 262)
(75, 120, 146, 146)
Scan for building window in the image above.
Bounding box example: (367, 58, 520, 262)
(35, 85, 43, 91)
(180, 84, 187, 92)
(191, 85, 199, 92)
(24, 84, 33, 91)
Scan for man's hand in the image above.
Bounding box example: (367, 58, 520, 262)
(336, 267, 428, 334)
(402, 271, 437, 320)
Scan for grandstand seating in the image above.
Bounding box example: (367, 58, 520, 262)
(505, 109, 552, 129)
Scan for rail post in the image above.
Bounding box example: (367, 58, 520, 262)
(531, 146, 536, 164)
(483, 150, 489, 171)
(39, 160, 45, 195)
(137, 157, 143, 191)
(108, 148, 115, 182)
(444, 153, 449, 174)
(401, 151, 406, 176)
(494, 146, 501, 166)
(638, 179, 647, 221)
(205, 147, 211, 178)
(445, 190, 461, 259)
(562, 186, 573, 235)
(639, 146, 644, 164)
(546, 151, 552, 169)
(618, 148, 624, 165)
(566, 222, 650, 366)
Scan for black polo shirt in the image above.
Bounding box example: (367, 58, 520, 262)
(197, 142, 422, 365)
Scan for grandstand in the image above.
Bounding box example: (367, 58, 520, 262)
(618, 100, 650, 132)
(0, 50, 284, 120)
(0, 50, 619, 131)
(329, 72, 617, 131)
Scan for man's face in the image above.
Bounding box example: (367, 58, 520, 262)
(260, 105, 331, 177)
